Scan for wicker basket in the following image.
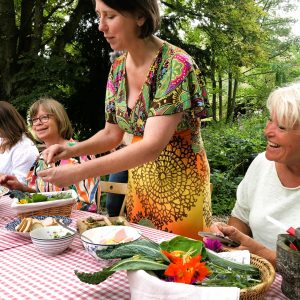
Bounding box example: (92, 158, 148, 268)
(17, 202, 75, 218)
(11, 190, 78, 218)
(240, 253, 275, 300)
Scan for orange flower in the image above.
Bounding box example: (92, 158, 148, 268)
(162, 250, 184, 264)
(163, 251, 210, 284)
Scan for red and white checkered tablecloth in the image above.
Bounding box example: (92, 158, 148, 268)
(0, 195, 290, 299)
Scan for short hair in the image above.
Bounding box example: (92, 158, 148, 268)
(28, 97, 73, 140)
(101, 0, 161, 38)
(267, 82, 300, 129)
(0, 101, 32, 152)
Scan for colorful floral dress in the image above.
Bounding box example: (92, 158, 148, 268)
(26, 141, 100, 212)
(105, 42, 211, 239)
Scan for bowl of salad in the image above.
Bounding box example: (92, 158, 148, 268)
(80, 225, 141, 260)
(30, 225, 76, 256)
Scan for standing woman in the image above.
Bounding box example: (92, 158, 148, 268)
(40, 0, 212, 238)
(0, 101, 39, 184)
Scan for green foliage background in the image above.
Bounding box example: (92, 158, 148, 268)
(202, 113, 267, 215)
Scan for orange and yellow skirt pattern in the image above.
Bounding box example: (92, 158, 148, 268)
(126, 131, 212, 239)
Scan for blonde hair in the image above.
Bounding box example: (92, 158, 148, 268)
(28, 97, 73, 140)
(267, 82, 300, 129)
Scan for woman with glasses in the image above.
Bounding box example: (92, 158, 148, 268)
(210, 83, 300, 267)
(0, 97, 99, 212)
(0, 101, 39, 184)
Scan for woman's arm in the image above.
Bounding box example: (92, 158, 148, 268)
(38, 112, 183, 187)
(79, 112, 183, 175)
(43, 122, 124, 163)
(228, 216, 252, 236)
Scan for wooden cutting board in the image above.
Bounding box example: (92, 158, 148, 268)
(77, 215, 130, 234)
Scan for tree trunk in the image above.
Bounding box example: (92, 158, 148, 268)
(226, 76, 238, 122)
(53, 0, 93, 55)
(226, 71, 233, 122)
(31, 0, 47, 55)
(210, 70, 217, 122)
(218, 73, 223, 120)
(18, 0, 35, 57)
(0, 0, 18, 98)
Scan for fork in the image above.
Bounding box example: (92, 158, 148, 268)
(38, 154, 52, 169)
(56, 219, 93, 243)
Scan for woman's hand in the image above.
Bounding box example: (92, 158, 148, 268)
(38, 164, 80, 188)
(210, 223, 253, 249)
(0, 175, 26, 191)
(210, 222, 275, 265)
(42, 144, 72, 164)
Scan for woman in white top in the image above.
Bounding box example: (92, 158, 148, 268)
(0, 101, 39, 184)
(210, 83, 300, 267)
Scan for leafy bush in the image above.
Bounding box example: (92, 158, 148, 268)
(202, 113, 267, 215)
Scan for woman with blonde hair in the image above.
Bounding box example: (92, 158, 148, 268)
(0, 97, 99, 212)
(210, 82, 300, 267)
(0, 101, 38, 184)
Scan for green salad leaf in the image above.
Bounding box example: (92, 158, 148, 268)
(160, 236, 207, 259)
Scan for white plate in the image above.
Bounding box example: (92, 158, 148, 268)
(10, 189, 78, 214)
(5, 216, 73, 238)
(0, 186, 9, 197)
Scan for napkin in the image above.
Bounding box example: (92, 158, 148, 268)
(127, 270, 240, 300)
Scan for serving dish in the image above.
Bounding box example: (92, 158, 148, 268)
(0, 185, 9, 197)
(80, 225, 141, 260)
(5, 216, 72, 238)
(10, 189, 78, 216)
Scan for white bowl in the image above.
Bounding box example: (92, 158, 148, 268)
(30, 225, 76, 256)
(80, 225, 141, 260)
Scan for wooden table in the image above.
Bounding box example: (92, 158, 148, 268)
(0, 195, 288, 299)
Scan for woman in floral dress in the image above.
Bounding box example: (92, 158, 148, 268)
(39, 0, 212, 239)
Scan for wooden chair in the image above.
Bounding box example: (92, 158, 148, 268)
(97, 181, 128, 216)
(98, 182, 212, 216)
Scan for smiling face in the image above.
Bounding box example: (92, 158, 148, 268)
(264, 114, 300, 166)
(31, 106, 59, 143)
(95, 1, 143, 51)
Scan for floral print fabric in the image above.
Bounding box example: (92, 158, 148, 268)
(26, 141, 99, 212)
(105, 42, 212, 238)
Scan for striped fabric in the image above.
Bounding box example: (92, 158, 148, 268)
(26, 142, 100, 212)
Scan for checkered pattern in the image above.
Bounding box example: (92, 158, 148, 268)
(0, 195, 289, 299)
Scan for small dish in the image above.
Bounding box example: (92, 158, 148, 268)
(0, 185, 9, 197)
(5, 216, 72, 238)
(30, 225, 76, 256)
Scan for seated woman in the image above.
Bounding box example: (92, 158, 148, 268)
(210, 83, 300, 267)
(0, 101, 39, 183)
(0, 97, 99, 212)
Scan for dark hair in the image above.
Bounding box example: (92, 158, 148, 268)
(0, 101, 34, 152)
(101, 0, 161, 38)
(28, 97, 73, 140)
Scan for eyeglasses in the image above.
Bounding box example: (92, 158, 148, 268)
(29, 114, 53, 126)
